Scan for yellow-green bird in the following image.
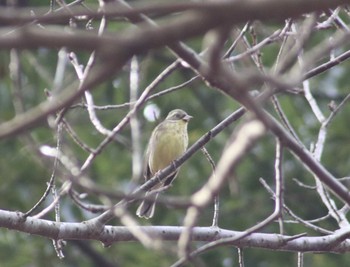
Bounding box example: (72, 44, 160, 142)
(136, 109, 192, 219)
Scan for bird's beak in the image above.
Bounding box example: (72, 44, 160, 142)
(183, 115, 193, 122)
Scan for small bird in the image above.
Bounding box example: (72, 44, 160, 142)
(136, 109, 192, 219)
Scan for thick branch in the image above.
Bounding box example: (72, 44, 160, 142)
(1, 209, 350, 253)
(0, 0, 349, 140)
(0, 0, 348, 25)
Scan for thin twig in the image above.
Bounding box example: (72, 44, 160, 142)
(298, 252, 304, 267)
(200, 147, 218, 227)
(174, 119, 266, 267)
(238, 248, 244, 267)
(259, 177, 332, 234)
(80, 60, 180, 171)
(274, 138, 284, 234)
(129, 56, 143, 184)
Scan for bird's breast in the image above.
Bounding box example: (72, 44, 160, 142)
(148, 123, 188, 173)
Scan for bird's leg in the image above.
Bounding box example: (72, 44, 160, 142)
(154, 170, 162, 184)
(171, 159, 178, 171)
(151, 184, 172, 194)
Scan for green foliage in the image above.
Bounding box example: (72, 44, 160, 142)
(1, 2, 350, 267)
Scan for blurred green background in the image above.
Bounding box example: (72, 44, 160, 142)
(1, 1, 350, 266)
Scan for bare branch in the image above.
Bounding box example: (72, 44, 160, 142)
(2, 209, 350, 254)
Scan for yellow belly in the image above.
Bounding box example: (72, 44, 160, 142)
(148, 122, 188, 174)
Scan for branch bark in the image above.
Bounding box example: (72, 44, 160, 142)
(1, 209, 350, 253)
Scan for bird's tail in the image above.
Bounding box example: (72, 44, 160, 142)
(136, 192, 159, 219)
